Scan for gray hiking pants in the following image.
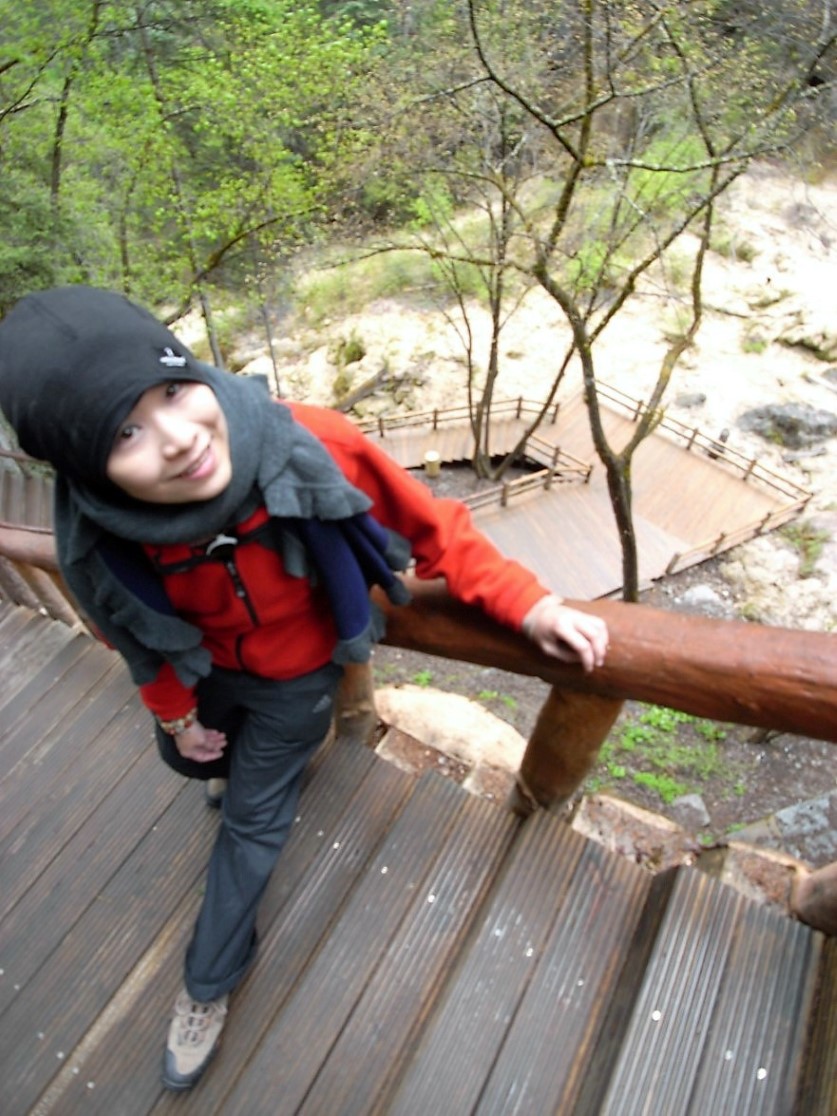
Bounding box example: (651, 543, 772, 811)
(156, 662, 343, 1002)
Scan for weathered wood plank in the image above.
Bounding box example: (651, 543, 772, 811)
(474, 842, 653, 1115)
(688, 902, 820, 1115)
(298, 790, 519, 1116)
(0, 652, 135, 842)
(1, 784, 220, 1115)
(794, 936, 837, 1116)
(0, 614, 78, 712)
(596, 871, 819, 1116)
(0, 712, 161, 948)
(148, 749, 416, 1116)
(0, 630, 96, 746)
(383, 813, 590, 1114)
(219, 774, 480, 1116)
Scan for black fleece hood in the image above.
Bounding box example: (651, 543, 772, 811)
(0, 286, 209, 486)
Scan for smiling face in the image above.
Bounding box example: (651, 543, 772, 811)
(105, 381, 232, 504)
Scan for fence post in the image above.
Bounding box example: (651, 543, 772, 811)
(792, 861, 837, 936)
(710, 532, 728, 556)
(334, 661, 378, 748)
(509, 687, 624, 816)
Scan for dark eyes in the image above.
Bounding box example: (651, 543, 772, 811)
(113, 382, 185, 445)
(115, 422, 139, 442)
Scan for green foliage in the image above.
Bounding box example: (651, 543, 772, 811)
(565, 241, 620, 295)
(298, 248, 447, 321)
(741, 335, 768, 355)
(596, 703, 737, 806)
(412, 669, 434, 687)
(780, 521, 831, 578)
(628, 133, 712, 221)
(632, 771, 689, 805)
(710, 227, 759, 263)
(477, 689, 518, 711)
(0, 0, 386, 309)
(333, 330, 367, 366)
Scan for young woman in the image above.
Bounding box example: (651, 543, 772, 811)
(0, 286, 608, 1089)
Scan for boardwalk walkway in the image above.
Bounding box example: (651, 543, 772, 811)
(1, 602, 834, 1115)
(361, 388, 810, 599)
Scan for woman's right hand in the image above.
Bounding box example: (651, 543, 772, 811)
(174, 721, 228, 762)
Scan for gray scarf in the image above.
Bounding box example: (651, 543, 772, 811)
(56, 368, 405, 687)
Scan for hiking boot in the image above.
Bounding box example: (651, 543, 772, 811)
(161, 988, 229, 1090)
(205, 778, 227, 809)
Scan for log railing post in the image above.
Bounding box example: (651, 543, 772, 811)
(792, 862, 837, 937)
(510, 688, 624, 817)
(334, 661, 378, 747)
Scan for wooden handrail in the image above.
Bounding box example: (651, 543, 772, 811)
(2, 524, 834, 743)
(2, 528, 835, 932)
(592, 382, 811, 501)
(665, 497, 809, 574)
(373, 579, 837, 744)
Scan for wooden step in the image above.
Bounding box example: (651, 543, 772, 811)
(0, 613, 81, 716)
(38, 743, 412, 1115)
(1, 605, 833, 1115)
(384, 812, 653, 1114)
(794, 935, 837, 1116)
(595, 868, 822, 1116)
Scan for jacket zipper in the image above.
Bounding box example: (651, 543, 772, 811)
(224, 555, 259, 627)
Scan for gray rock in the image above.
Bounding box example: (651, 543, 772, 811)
(671, 793, 711, 831)
(737, 403, 837, 449)
(673, 584, 734, 619)
(674, 392, 707, 409)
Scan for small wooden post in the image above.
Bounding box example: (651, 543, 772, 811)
(509, 687, 624, 817)
(424, 450, 441, 478)
(334, 661, 378, 748)
(792, 861, 837, 937)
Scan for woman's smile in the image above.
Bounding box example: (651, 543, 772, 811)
(106, 382, 232, 503)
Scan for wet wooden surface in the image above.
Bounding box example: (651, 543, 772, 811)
(1, 604, 834, 1115)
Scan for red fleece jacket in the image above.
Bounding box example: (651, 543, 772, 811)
(140, 402, 548, 720)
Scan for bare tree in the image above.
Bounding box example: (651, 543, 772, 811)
(404, 0, 835, 598)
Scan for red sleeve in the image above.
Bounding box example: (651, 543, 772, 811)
(287, 403, 549, 630)
(139, 661, 197, 721)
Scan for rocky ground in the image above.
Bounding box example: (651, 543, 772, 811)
(223, 163, 837, 867)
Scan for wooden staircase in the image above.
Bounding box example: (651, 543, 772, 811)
(0, 603, 834, 1115)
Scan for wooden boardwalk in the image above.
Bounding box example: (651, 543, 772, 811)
(1, 602, 835, 1115)
(364, 392, 809, 599)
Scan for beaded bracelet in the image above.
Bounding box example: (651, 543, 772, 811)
(157, 708, 198, 735)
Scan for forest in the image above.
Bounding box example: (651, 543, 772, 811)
(2, 2, 833, 315)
